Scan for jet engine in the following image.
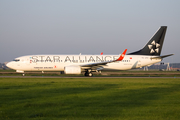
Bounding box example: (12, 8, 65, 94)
(64, 66, 81, 74)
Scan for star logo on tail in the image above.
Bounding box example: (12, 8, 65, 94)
(148, 40, 160, 53)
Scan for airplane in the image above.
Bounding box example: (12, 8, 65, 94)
(6, 26, 173, 76)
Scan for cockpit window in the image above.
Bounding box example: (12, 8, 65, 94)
(13, 59, 20, 62)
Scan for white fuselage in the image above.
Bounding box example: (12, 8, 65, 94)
(7, 54, 161, 72)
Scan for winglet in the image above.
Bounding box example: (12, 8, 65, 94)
(116, 49, 127, 61)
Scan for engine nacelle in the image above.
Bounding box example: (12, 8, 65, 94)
(64, 66, 81, 74)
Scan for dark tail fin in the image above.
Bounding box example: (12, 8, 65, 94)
(128, 26, 167, 56)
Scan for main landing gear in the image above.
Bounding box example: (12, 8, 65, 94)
(84, 70, 93, 77)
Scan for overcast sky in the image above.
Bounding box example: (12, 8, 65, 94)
(0, 0, 179, 63)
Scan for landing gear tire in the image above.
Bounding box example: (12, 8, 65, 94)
(84, 72, 93, 77)
(88, 72, 93, 77)
(84, 73, 88, 76)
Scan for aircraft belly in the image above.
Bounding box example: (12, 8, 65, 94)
(103, 63, 133, 70)
(140, 59, 161, 68)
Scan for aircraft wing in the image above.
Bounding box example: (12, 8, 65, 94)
(80, 49, 127, 68)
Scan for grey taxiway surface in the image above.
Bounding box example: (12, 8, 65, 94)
(0, 76, 179, 78)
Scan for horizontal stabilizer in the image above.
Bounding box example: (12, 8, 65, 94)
(150, 54, 174, 59)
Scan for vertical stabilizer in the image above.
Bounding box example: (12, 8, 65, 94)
(128, 26, 167, 56)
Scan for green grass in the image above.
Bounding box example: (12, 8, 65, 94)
(0, 69, 16, 72)
(1, 78, 180, 120)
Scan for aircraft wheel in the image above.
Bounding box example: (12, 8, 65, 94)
(84, 72, 93, 77)
(88, 73, 93, 77)
(84, 72, 89, 76)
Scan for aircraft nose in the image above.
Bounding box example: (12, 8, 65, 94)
(4, 62, 9, 66)
(6, 62, 13, 69)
